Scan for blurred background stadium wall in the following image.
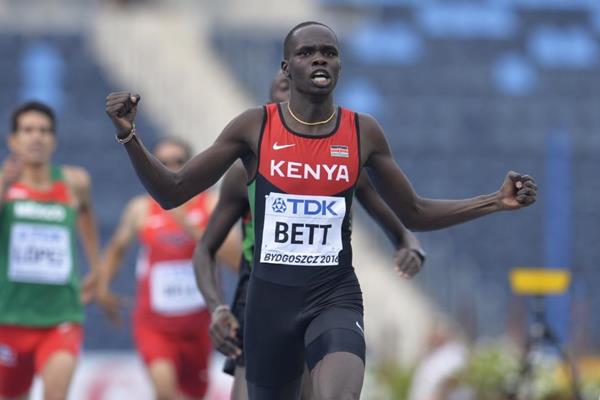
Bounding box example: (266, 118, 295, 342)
(1, 0, 599, 398)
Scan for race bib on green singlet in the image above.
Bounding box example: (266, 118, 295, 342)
(150, 261, 206, 315)
(8, 223, 72, 284)
(261, 193, 345, 266)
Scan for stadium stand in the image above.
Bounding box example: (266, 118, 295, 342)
(0, 33, 160, 350)
(211, 1, 600, 349)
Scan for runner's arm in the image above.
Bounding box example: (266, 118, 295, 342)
(355, 171, 419, 249)
(0, 175, 6, 210)
(193, 164, 248, 313)
(360, 113, 537, 231)
(355, 172, 425, 277)
(98, 196, 144, 294)
(0, 155, 23, 210)
(105, 93, 261, 209)
(95, 196, 144, 322)
(216, 226, 242, 270)
(68, 168, 100, 270)
(196, 191, 242, 270)
(66, 167, 101, 303)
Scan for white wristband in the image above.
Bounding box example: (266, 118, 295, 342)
(212, 304, 230, 317)
(115, 123, 136, 144)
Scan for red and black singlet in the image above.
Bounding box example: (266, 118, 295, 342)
(134, 195, 210, 333)
(248, 103, 360, 282)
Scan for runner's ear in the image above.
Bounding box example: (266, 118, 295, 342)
(281, 60, 290, 79)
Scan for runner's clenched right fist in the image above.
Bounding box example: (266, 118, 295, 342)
(105, 92, 141, 138)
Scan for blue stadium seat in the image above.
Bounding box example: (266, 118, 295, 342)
(495, 0, 599, 11)
(349, 23, 423, 65)
(337, 78, 383, 116)
(492, 52, 538, 96)
(528, 25, 599, 68)
(417, 3, 518, 39)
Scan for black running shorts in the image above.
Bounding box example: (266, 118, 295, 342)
(244, 264, 366, 387)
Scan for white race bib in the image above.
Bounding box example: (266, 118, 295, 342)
(8, 223, 72, 284)
(260, 193, 345, 266)
(150, 260, 205, 315)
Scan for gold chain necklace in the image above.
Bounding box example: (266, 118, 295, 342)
(287, 102, 336, 126)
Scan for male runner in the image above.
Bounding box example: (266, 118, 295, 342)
(0, 101, 100, 400)
(105, 21, 537, 400)
(95, 137, 239, 400)
(193, 72, 424, 400)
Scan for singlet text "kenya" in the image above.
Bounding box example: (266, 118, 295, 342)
(270, 160, 350, 182)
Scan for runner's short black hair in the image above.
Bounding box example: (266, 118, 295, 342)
(283, 21, 337, 59)
(11, 101, 56, 134)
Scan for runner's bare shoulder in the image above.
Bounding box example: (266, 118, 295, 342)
(127, 194, 150, 229)
(220, 107, 265, 145)
(62, 165, 91, 192)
